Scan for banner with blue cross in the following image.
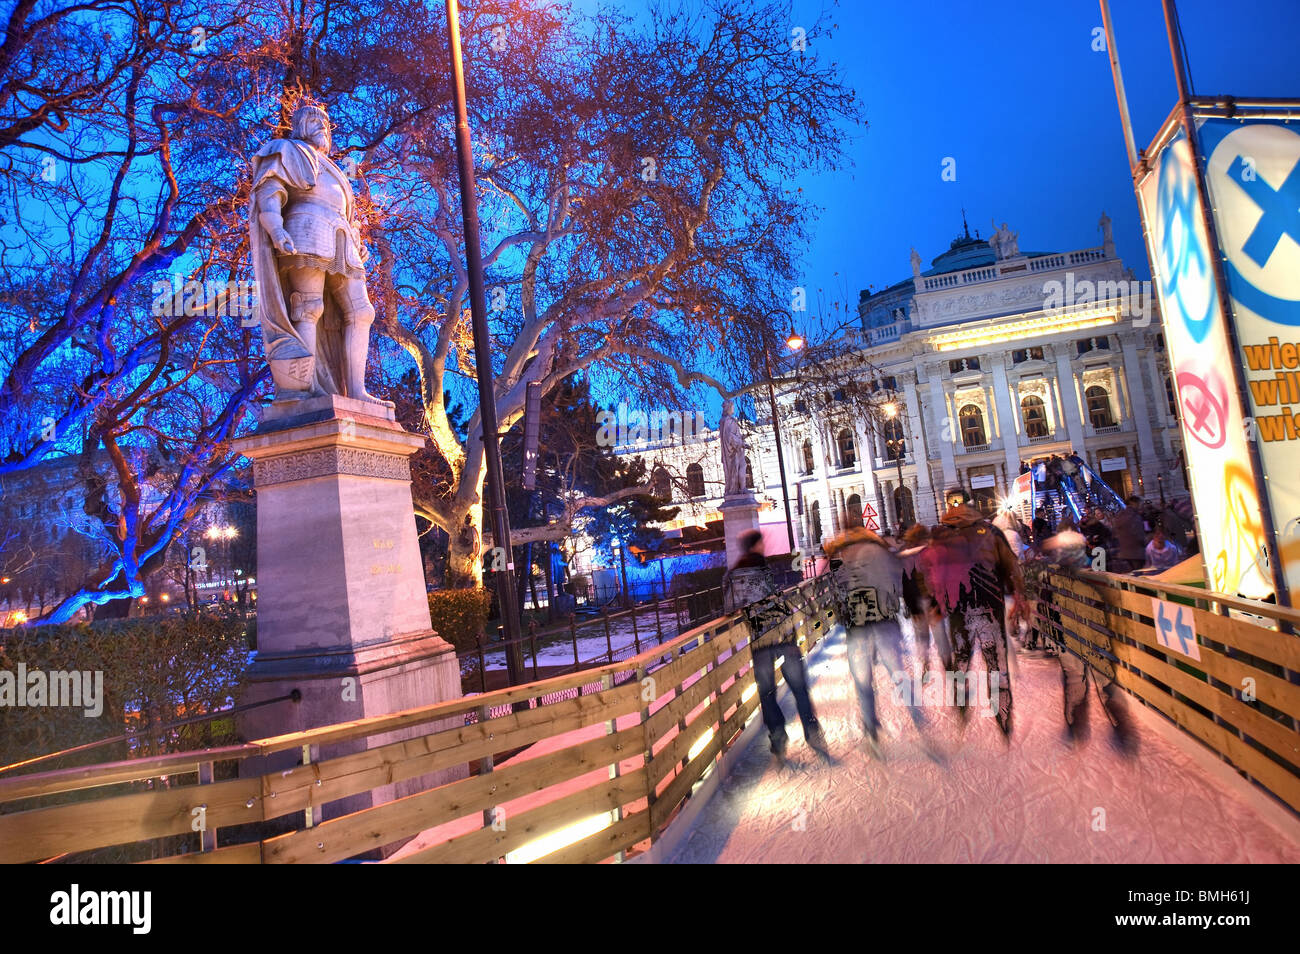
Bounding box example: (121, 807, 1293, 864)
(1197, 115, 1300, 600)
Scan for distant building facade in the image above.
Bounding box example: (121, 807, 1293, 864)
(617, 216, 1190, 558)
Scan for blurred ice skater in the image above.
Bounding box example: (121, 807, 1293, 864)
(826, 527, 924, 757)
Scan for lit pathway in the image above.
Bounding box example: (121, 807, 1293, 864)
(666, 624, 1300, 864)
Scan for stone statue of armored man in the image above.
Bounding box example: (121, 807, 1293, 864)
(249, 103, 391, 406)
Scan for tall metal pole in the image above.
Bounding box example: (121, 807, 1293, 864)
(1099, 0, 1140, 175)
(444, 0, 526, 681)
(1159, 0, 1289, 606)
(764, 346, 797, 554)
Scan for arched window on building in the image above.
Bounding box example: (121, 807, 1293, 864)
(801, 438, 815, 475)
(744, 457, 755, 489)
(1021, 394, 1049, 439)
(686, 462, 705, 498)
(1086, 385, 1116, 429)
(810, 501, 823, 546)
(893, 486, 914, 529)
(847, 493, 863, 527)
(959, 404, 987, 448)
(652, 467, 671, 501)
(837, 429, 857, 468)
(883, 417, 905, 459)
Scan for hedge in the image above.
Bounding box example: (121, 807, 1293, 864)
(0, 612, 250, 774)
(427, 587, 493, 655)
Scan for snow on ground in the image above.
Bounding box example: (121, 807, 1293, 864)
(665, 622, 1300, 864)
(475, 607, 680, 671)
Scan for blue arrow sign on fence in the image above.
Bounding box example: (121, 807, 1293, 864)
(1151, 597, 1201, 661)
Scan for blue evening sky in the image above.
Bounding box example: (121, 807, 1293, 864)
(785, 0, 1300, 339)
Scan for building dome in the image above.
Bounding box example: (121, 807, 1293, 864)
(929, 232, 994, 274)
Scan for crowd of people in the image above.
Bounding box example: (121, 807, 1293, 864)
(998, 493, 1195, 575)
(721, 485, 1174, 764)
(724, 490, 1030, 763)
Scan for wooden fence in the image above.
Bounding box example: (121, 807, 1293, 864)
(0, 576, 835, 864)
(1033, 568, 1300, 813)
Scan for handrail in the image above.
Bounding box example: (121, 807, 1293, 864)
(0, 691, 301, 779)
(0, 575, 834, 863)
(1074, 567, 1300, 628)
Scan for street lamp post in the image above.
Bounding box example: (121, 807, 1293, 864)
(762, 314, 804, 557)
(445, 0, 525, 687)
(612, 538, 630, 609)
(879, 400, 910, 534)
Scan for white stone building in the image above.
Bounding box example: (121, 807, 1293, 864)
(618, 216, 1190, 557)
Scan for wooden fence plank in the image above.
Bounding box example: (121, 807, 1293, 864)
(263, 682, 644, 819)
(1108, 639, 1300, 766)
(1099, 585, 1300, 676)
(650, 723, 727, 830)
(0, 745, 257, 803)
(394, 768, 648, 865)
(1112, 665, 1300, 813)
(1105, 613, 1300, 722)
(261, 724, 644, 864)
(1077, 569, 1300, 628)
(0, 777, 262, 864)
(144, 842, 263, 864)
(536, 810, 652, 865)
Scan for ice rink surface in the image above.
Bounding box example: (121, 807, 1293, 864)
(667, 624, 1300, 864)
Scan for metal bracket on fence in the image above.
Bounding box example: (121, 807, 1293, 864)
(197, 760, 216, 852)
(477, 703, 500, 862)
(602, 671, 627, 863)
(302, 744, 314, 829)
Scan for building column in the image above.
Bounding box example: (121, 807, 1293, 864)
(902, 375, 935, 524)
(1120, 337, 1158, 465)
(991, 360, 1023, 483)
(926, 372, 958, 489)
(854, 417, 883, 529)
(809, 421, 833, 551)
(1054, 350, 1087, 452)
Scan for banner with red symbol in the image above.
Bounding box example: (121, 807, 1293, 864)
(1136, 129, 1272, 600)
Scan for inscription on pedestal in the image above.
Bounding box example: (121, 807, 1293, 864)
(254, 447, 411, 486)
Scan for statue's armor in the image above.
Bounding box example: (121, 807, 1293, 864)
(276, 151, 365, 279)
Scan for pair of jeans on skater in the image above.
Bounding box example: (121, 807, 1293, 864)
(751, 643, 819, 746)
(844, 618, 926, 739)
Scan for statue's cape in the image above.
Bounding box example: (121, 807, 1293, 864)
(248, 138, 344, 394)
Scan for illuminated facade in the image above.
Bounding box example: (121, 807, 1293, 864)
(778, 220, 1189, 547)
(615, 220, 1189, 557)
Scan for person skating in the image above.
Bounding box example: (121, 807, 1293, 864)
(1036, 521, 1134, 748)
(1107, 496, 1147, 573)
(723, 530, 827, 760)
(826, 527, 925, 757)
(920, 490, 1028, 737)
(899, 523, 953, 672)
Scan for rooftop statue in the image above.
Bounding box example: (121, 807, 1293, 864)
(989, 220, 1019, 260)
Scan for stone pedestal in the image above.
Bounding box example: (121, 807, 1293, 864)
(721, 492, 762, 570)
(233, 395, 465, 835)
